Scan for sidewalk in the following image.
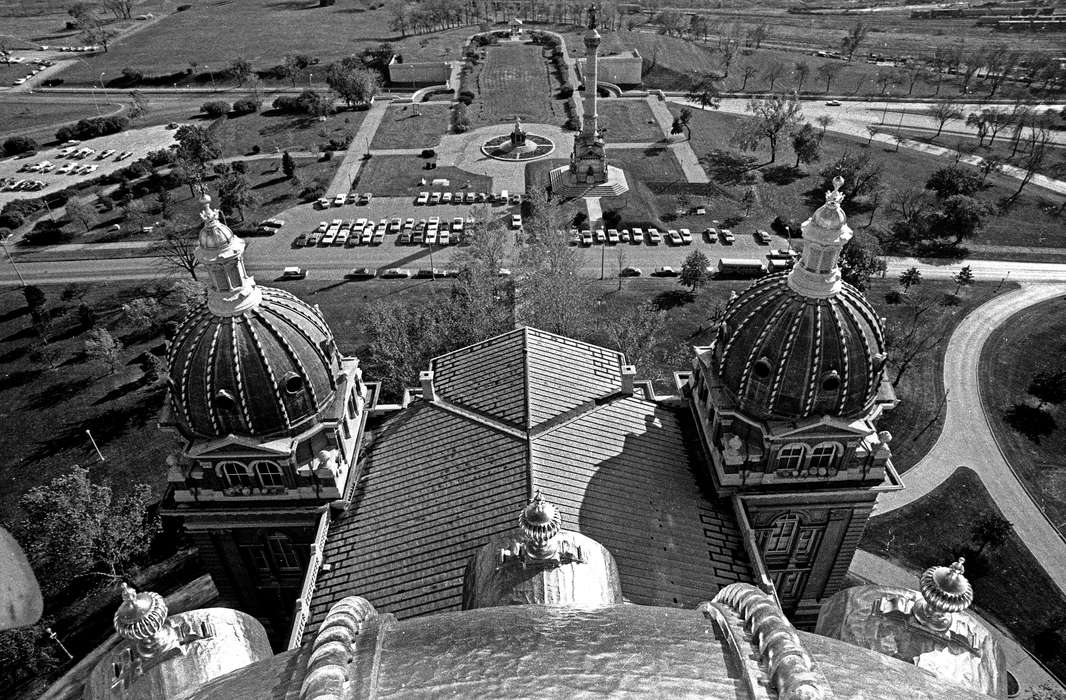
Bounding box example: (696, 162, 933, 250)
(328, 100, 389, 196)
(646, 97, 709, 184)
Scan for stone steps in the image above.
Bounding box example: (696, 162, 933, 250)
(548, 166, 629, 199)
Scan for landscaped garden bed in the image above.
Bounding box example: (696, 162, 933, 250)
(371, 104, 452, 150)
(465, 42, 568, 127)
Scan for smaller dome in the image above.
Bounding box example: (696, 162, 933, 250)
(519, 492, 561, 556)
(920, 558, 973, 614)
(114, 584, 167, 641)
(197, 195, 234, 249)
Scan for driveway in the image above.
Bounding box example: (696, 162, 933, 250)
(875, 282, 1066, 597)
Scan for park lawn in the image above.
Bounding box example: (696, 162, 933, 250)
(207, 108, 367, 158)
(598, 99, 665, 143)
(467, 43, 567, 127)
(54, 0, 392, 86)
(0, 99, 123, 136)
(862, 466, 1066, 680)
(673, 106, 1066, 253)
(871, 279, 1015, 473)
(354, 154, 492, 196)
(980, 295, 1066, 537)
(371, 104, 452, 150)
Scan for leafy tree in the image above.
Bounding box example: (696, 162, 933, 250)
(2, 136, 37, 156)
(155, 188, 173, 220)
(13, 466, 156, 595)
(820, 151, 882, 201)
(736, 92, 803, 164)
(122, 297, 163, 332)
(687, 78, 720, 110)
(930, 195, 989, 243)
(229, 56, 253, 86)
(671, 107, 692, 140)
(898, 266, 922, 291)
(970, 512, 1013, 555)
(925, 99, 963, 139)
(169, 278, 206, 315)
(1024, 683, 1066, 700)
(1029, 370, 1066, 407)
(23, 284, 45, 312)
(515, 215, 590, 338)
(816, 62, 842, 93)
(174, 125, 221, 194)
(65, 198, 93, 232)
(839, 230, 886, 292)
(952, 265, 974, 295)
(282, 151, 297, 180)
(679, 250, 710, 291)
(793, 61, 810, 92)
(282, 53, 314, 87)
(216, 164, 256, 222)
(325, 58, 379, 108)
(790, 122, 822, 169)
(601, 301, 666, 371)
(840, 21, 869, 62)
(201, 100, 231, 118)
(814, 115, 833, 136)
(0, 623, 61, 692)
(61, 282, 87, 302)
(84, 326, 123, 374)
(925, 166, 981, 199)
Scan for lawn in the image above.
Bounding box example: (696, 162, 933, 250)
(208, 108, 367, 158)
(54, 0, 393, 87)
(598, 99, 666, 143)
(353, 154, 492, 196)
(0, 98, 122, 136)
(371, 103, 452, 150)
(862, 466, 1066, 680)
(980, 295, 1066, 537)
(467, 42, 567, 127)
(674, 106, 1066, 254)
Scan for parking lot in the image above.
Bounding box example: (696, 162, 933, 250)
(244, 194, 795, 279)
(0, 124, 180, 207)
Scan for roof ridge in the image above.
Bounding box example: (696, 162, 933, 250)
(523, 325, 625, 361)
(530, 391, 640, 438)
(428, 398, 528, 440)
(430, 327, 527, 367)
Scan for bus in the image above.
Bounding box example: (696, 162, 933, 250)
(716, 258, 767, 279)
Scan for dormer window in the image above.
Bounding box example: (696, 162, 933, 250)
(809, 442, 841, 473)
(218, 461, 252, 488)
(776, 444, 806, 472)
(254, 461, 285, 488)
(821, 370, 841, 392)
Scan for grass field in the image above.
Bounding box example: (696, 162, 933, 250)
(354, 154, 492, 196)
(0, 98, 123, 136)
(862, 466, 1066, 680)
(980, 295, 1066, 537)
(208, 109, 367, 158)
(371, 103, 451, 150)
(598, 99, 665, 143)
(467, 43, 566, 127)
(673, 106, 1066, 254)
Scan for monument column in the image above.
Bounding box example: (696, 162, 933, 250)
(583, 18, 599, 141)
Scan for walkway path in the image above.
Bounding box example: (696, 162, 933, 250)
(849, 550, 1062, 694)
(646, 97, 709, 184)
(875, 282, 1066, 597)
(328, 99, 389, 196)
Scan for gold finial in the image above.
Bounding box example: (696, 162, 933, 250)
(914, 557, 973, 632)
(113, 582, 177, 657)
(825, 176, 846, 207)
(519, 491, 561, 559)
(199, 193, 220, 224)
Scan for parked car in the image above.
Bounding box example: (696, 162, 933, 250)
(380, 268, 412, 279)
(358, 192, 372, 205)
(416, 191, 429, 205)
(654, 266, 679, 277)
(451, 217, 464, 233)
(667, 229, 683, 246)
(606, 229, 619, 245)
(754, 229, 772, 244)
(704, 227, 718, 242)
(292, 233, 308, 247)
(825, 100, 842, 107)
(568, 230, 581, 245)
(647, 229, 663, 245)
(116, 151, 133, 161)
(332, 194, 345, 207)
(315, 197, 330, 209)
(720, 229, 735, 244)
(620, 267, 643, 277)
(441, 192, 452, 204)
(511, 214, 522, 230)
(630, 227, 644, 244)
(280, 266, 306, 280)
(580, 230, 593, 246)
(594, 229, 605, 245)
(430, 192, 442, 205)
(679, 229, 693, 245)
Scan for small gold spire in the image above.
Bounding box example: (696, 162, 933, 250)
(519, 491, 561, 559)
(113, 582, 178, 658)
(914, 557, 973, 632)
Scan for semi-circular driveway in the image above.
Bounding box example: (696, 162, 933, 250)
(874, 282, 1066, 595)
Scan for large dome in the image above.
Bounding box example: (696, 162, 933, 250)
(713, 273, 886, 421)
(166, 287, 340, 440)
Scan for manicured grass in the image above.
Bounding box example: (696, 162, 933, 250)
(54, 0, 393, 86)
(354, 154, 492, 196)
(0, 99, 122, 136)
(467, 43, 567, 127)
(598, 99, 666, 143)
(674, 106, 1066, 254)
(980, 295, 1066, 536)
(611, 146, 687, 185)
(871, 279, 1015, 473)
(891, 124, 1066, 183)
(862, 466, 1066, 680)
(208, 109, 367, 158)
(371, 104, 452, 150)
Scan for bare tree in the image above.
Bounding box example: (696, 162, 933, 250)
(1006, 125, 1050, 206)
(793, 61, 811, 93)
(885, 291, 947, 387)
(736, 92, 803, 164)
(740, 64, 759, 91)
(816, 62, 842, 94)
(762, 59, 786, 92)
(816, 114, 833, 135)
(153, 227, 201, 280)
(840, 22, 869, 62)
(925, 99, 963, 139)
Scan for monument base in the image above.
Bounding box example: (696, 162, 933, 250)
(548, 165, 629, 199)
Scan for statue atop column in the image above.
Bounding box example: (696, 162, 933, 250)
(587, 4, 597, 30)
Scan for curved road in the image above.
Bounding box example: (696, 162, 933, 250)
(874, 282, 1066, 596)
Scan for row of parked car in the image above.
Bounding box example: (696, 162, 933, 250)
(315, 192, 373, 209)
(280, 266, 512, 281)
(293, 215, 472, 248)
(414, 191, 521, 206)
(2, 178, 46, 191)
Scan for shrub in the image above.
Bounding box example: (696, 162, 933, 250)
(201, 101, 231, 118)
(883, 290, 903, 304)
(251, 144, 261, 154)
(0, 211, 25, 229)
(452, 103, 470, 133)
(320, 150, 333, 161)
(299, 183, 327, 201)
(120, 67, 143, 84)
(457, 89, 475, 105)
(23, 220, 74, 245)
(231, 98, 260, 116)
(176, 3, 191, 10)
(420, 148, 436, 158)
(558, 84, 573, 99)
(272, 95, 299, 113)
(3, 136, 38, 156)
(55, 116, 130, 142)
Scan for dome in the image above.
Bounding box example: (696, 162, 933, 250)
(196, 195, 234, 249)
(166, 286, 340, 439)
(713, 273, 886, 421)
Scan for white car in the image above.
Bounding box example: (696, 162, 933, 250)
(511, 214, 522, 230)
(451, 217, 464, 233)
(332, 194, 345, 207)
(415, 192, 429, 205)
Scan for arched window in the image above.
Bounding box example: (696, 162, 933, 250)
(254, 461, 285, 488)
(809, 443, 840, 473)
(775, 444, 806, 472)
(218, 461, 252, 488)
(266, 533, 300, 571)
(764, 514, 800, 555)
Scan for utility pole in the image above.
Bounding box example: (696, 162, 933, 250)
(599, 240, 605, 280)
(0, 235, 25, 286)
(86, 429, 106, 462)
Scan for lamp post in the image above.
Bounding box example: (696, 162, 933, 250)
(204, 65, 217, 91)
(76, 59, 100, 115)
(86, 429, 106, 462)
(99, 71, 107, 105)
(308, 72, 313, 89)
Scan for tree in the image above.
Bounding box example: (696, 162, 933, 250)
(14, 466, 156, 595)
(793, 61, 811, 93)
(898, 266, 922, 291)
(679, 250, 710, 291)
(282, 53, 314, 87)
(926, 99, 963, 139)
(2, 135, 37, 156)
(930, 195, 989, 243)
(216, 165, 256, 222)
(1029, 370, 1066, 407)
(174, 125, 221, 194)
(325, 59, 379, 108)
(122, 297, 163, 332)
(155, 188, 173, 221)
(790, 122, 822, 169)
(746, 24, 768, 50)
(671, 107, 692, 140)
(687, 78, 721, 111)
(840, 22, 869, 62)
(952, 265, 974, 295)
(970, 512, 1013, 555)
(154, 227, 201, 280)
(742, 186, 758, 216)
(282, 151, 297, 180)
(387, 0, 411, 37)
(815, 114, 833, 135)
(762, 59, 786, 92)
(816, 62, 842, 93)
(68, 4, 116, 52)
(737, 92, 803, 164)
(601, 301, 666, 371)
(65, 198, 93, 232)
(229, 56, 253, 86)
(1024, 684, 1066, 700)
(884, 291, 946, 386)
(84, 327, 122, 373)
(839, 230, 886, 291)
(740, 64, 759, 91)
(128, 90, 149, 121)
(820, 151, 882, 201)
(23, 284, 45, 312)
(1006, 126, 1051, 206)
(514, 219, 590, 338)
(925, 166, 981, 199)
(101, 0, 134, 19)
(169, 278, 206, 315)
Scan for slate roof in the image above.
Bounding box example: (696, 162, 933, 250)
(307, 328, 750, 638)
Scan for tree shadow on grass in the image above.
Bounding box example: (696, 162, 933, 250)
(0, 368, 43, 392)
(703, 149, 759, 186)
(0, 306, 30, 324)
(0, 345, 30, 364)
(27, 388, 165, 461)
(653, 289, 694, 311)
(3, 325, 37, 343)
(94, 376, 150, 405)
(1004, 403, 1055, 444)
(254, 176, 289, 190)
(24, 375, 97, 410)
(761, 165, 806, 186)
